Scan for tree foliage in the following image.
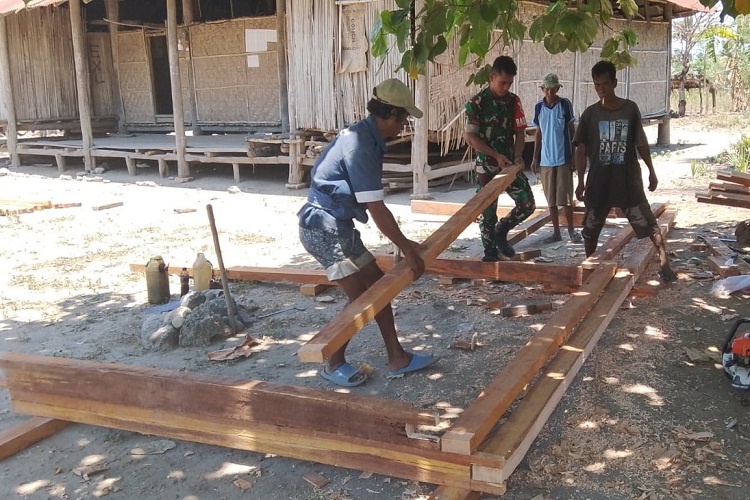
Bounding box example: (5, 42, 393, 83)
(372, 0, 641, 85)
(701, 0, 750, 21)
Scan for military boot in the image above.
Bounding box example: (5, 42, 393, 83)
(494, 220, 515, 258)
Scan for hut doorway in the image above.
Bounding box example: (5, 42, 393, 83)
(148, 34, 173, 120)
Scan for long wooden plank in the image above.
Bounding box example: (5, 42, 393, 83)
(0, 417, 70, 461)
(0, 353, 436, 443)
(696, 190, 750, 209)
(374, 255, 583, 287)
(1, 356, 504, 494)
(132, 257, 581, 287)
(507, 210, 552, 244)
(297, 165, 523, 363)
(716, 170, 750, 187)
(473, 272, 635, 484)
(440, 263, 617, 455)
(475, 209, 676, 483)
(709, 180, 750, 195)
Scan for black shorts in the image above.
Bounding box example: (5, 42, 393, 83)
(581, 201, 658, 241)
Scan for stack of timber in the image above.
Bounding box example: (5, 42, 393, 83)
(0, 198, 80, 216)
(696, 171, 750, 208)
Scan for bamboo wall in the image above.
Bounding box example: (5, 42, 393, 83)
(189, 16, 280, 125)
(87, 32, 117, 118)
(286, 0, 670, 152)
(286, 0, 405, 132)
(5, 6, 78, 122)
(117, 30, 155, 124)
(117, 17, 280, 127)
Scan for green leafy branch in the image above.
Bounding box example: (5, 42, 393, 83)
(372, 0, 642, 86)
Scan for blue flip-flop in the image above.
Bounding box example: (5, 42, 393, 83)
(387, 353, 440, 379)
(319, 362, 367, 387)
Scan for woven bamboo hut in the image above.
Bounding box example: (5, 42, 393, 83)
(285, 0, 705, 195)
(0, 0, 704, 192)
(0, 0, 287, 179)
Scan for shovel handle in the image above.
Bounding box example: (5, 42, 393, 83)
(206, 204, 240, 334)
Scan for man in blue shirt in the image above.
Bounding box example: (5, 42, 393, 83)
(298, 79, 439, 387)
(530, 73, 582, 244)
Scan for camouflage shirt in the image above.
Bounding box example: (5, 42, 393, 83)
(465, 88, 526, 173)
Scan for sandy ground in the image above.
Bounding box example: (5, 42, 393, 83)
(1, 115, 750, 500)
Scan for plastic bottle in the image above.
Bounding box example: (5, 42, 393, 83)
(145, 256, 170, 304)
(180, 267, 190, 296)
(193, 252, 213, 292)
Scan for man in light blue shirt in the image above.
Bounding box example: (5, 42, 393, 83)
(531, 73, 581, 243)
(298, 79, 439, 387)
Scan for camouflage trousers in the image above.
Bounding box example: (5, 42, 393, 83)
(476, 171, 536, 251)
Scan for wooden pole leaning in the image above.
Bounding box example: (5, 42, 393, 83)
(297, 164, 523, 363)
(206, 204, 240, 335)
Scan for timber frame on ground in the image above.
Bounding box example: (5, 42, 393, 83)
(0, 166, 679, 498)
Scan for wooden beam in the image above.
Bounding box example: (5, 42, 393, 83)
(0, 15, 19, 167)
(0, 353, 504, 495)
(182, 0, 202, 136)
(440, 263, 616, 455)
(470, 213, 673, 486)
(132, 255, 583, 288)
(374, 255, 583, 287)
(297, 165, 523, 363)
(0, 352, 436, 442)
(473, 271, 636, 484)
(507, 210, 552, 245)
(275, 0, 290, 133)
(166, 0, 189, 178)
(104, 0, 126, 134)
(709, 180, 750, 195)
(0, 417, 70, 461)
(716, 170, 750, 187)
(696, 190, 750, 209)
(69, 0, 94, 171)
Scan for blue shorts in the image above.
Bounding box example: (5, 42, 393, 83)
(299, 226, 375, 281)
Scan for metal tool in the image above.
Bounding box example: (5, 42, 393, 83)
(206, 204, 241, 335)
(257, 306, 306, 320)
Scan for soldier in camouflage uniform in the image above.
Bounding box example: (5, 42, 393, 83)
(465, 56, 536, 261)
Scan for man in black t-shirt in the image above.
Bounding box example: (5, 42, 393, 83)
(573, 61, 676, 283)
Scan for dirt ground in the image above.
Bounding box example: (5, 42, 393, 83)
(1, 114, 750, 500)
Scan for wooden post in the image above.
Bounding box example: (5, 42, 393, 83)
(657, 3, 673, 146)
(182, 0, 202, 136)
(286, 133, 305, 188)
(166, 0, 190, 178)
(69, 0, 95, 171)
(275, 0, 290, 132)
(411, 0, 430, 199)
(0, 15, 19, 167)
(104, 0, 126, 134)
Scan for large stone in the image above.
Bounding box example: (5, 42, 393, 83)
(141, 313, 178, 350)
(179, 304, 225, 346)
(181, 291, 206, 309)
(165, 306, 191, 329)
